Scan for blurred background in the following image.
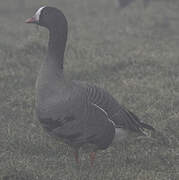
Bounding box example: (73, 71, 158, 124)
(0, 0, 179, 179)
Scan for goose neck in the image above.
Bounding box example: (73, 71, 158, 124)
(47, 25, 67, 71)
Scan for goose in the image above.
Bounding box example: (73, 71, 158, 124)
(25, 6, 155, 165)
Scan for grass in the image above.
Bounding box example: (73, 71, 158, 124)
(0, 0, 179, 179)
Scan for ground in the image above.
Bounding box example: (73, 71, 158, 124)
(0, 0, 178, 179)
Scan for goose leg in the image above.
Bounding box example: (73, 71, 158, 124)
(74, 149, 79, 164)
(90, 152, 96, 166)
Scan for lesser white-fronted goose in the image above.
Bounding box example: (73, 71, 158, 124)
(25, 6, 154, 165)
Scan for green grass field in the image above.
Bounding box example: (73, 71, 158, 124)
(0, 0, 179, 179)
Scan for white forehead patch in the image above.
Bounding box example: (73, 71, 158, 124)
(34, 6, 46, 21)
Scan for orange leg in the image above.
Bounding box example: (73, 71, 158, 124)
(74, 150, 79, 164)
(90, 152, 96, 166)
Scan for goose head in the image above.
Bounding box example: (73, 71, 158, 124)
(25, 6, 67, 30)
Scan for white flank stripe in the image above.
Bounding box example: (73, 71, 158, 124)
(91, 103, 116, 126)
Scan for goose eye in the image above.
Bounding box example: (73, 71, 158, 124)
(43, 11, 48, 16)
